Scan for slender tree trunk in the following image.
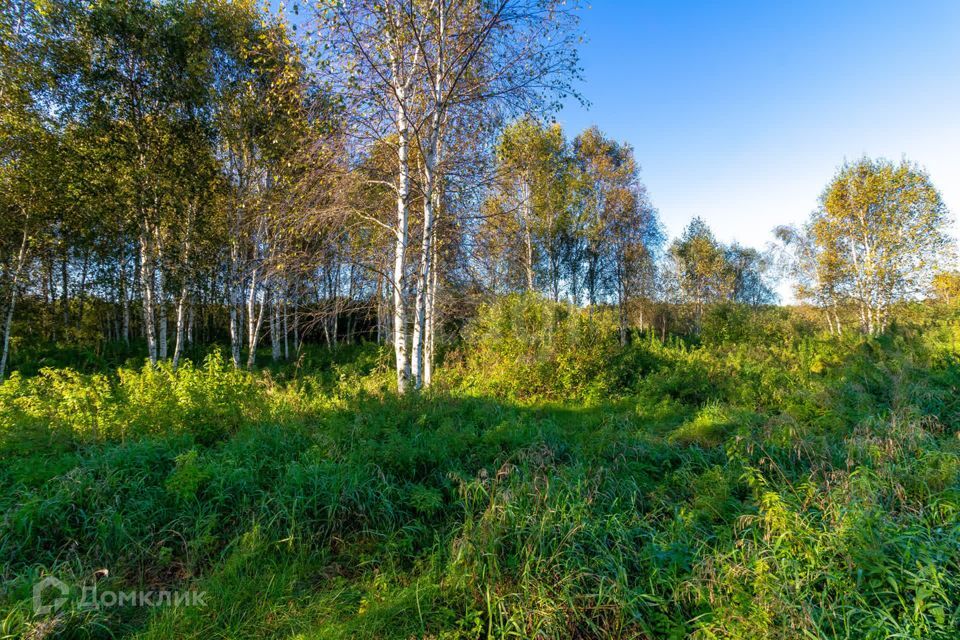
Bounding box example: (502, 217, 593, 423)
(412, 35, 446, 388)
(392, 96, 411, 393)
(77, 251, 89, 329)
(411, 152, 436, 388)
(270, 293, 281, 362)
(171, 205, 194, 368)
(172, 284, 189, 369)
(293, 304, 299, 354)
(43, 257, 54, 341)
(157, 263, 167, 360)
(228, 245, 241, 367)
(120, 245, 130, 346)
(282, 295, 289, 360)
(247, 266, 258, 357)
(246, 272, 266, 369)
(550, 250, 560, 302)
(424, 234, 438, 388)
(618, 283, 628, 346)
(521, 179, 534, 291)
(60, 250, 69, 328)
(375, 273, 385, 344)
(139, 231, 158, 365)
(246, 269, 257, 367)
(0, 227, 29, 379)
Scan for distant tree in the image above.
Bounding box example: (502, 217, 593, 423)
(574, 128, 661, 342)
(811, 158, 952, 334)
(668, 217, 733, 330)
(932, 271, 960, 305)
(774, 223, 846, 334)
(492, 118, 571, 294)
(726, 243, 777, 306)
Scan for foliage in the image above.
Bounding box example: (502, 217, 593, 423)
(449, 292, 621, 401)
(780, 157, 954, 335)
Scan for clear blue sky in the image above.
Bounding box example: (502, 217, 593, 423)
(557, 0, 960, 254)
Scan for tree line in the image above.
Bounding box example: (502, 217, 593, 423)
(1, 0, 953, 385)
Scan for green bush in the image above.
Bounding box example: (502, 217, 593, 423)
(451, 292, 621, 401)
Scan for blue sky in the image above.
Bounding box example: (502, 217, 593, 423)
(556, 0, 960, 254)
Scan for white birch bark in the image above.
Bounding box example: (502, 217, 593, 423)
(172, 284, 189, 369)
(0, 227, 29, 379)
(228, 241, 242, 368)
(270, 292, 281, 362)
(172, 212, 193, 369)
(157, 245, 167, 360)
(139, 229, 158, 365)
(392, 89, 411, 393)
(411, 4, 445, 388)
(246, 264, 260, 369)
(423, 231, 438, 388)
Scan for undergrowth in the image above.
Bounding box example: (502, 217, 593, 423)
(2, 296, 959, 639)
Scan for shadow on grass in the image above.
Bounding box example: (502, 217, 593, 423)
(2, 389, 715, 639)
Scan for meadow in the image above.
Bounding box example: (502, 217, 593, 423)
(2, 295, 960, 639)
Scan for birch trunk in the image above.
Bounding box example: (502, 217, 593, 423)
(172, 284, 189, 369)
(120, 246, 130, 346)
(77, 251, 89, 329)
(618, 279, 628, 346)
(293, 304, 300, 355)
(282, 296, 289, 360)
(521, 179, 534, 291)
(0, 227, 29, 379)
(392, 94, 411, 393)
(60, 252, 69, 328)
(157, 255, 168, 360)
(246, 294, 266, 369)
(270, 294, 281, 362)
(412, 14, 446, 389)
(246, 266, 261, 369)
(139, 230, 158, 365)
(171, 215, 191, 368)
(423, 233, 438, 388)
(376, 273, 385, 344)
(410, 150, 435, 388)
(228, 243, 241, 367)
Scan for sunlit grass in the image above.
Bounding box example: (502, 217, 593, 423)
(3, 301, 960, 638)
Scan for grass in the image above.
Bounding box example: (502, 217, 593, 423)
(2, 298, 960, 638)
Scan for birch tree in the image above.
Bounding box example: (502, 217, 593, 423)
(320, 0, 581, 391)
(0, 0, 51, 376)
(668, 217, 734, 331)
(811, 158, 952, 334)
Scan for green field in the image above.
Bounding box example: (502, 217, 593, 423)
(3, 296, 960, 639)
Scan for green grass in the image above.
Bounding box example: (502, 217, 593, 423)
(2, 299, 960, 638)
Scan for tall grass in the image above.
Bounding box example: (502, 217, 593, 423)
(2, 297, 960, 638)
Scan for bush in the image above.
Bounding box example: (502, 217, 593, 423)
(0, 350, 277, 448)
(450, 292, 621, 401)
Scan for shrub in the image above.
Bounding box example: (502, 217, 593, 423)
(450, 292, 620, 401)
